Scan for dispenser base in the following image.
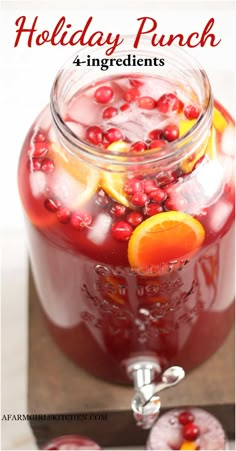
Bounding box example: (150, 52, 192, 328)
(28, 267, 235, 449)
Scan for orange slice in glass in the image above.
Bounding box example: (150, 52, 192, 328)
(51, 143, 99, 208)
(128, 211, 205, 275)
(101, 140, 130, 207)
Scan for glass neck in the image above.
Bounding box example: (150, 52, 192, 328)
(50, 41, 213, 172)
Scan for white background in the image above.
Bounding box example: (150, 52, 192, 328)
(1, 1, 235, 450)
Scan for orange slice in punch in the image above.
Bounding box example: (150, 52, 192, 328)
(101, 141, 130, 207)
(128, 211, 205, 276)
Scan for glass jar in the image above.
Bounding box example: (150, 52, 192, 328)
(18, 42, 235, 384)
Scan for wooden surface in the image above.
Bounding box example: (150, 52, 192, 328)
(28, 269, 235, 449)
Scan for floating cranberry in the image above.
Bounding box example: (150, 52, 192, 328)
(110, 202, 127, 217)
(120, 103, 130, 112)
(156, 172, 177, 186)
(57, 207, 71, 224)
(86, 126, 103, 145)
(178, 411, 195, 426)
(95, 189, 110, 207)
(103, 106, 118, 120)
(129, 78, 144, 87)
(143, 179, 157, 194)
(32, 141, 48, 158)
(112, 221, 133, 241)
(124, 178, 143, 195)
(163, 124, 179, 142)
(148, 129, 163, 140)
(41, 158, 55, 173)
(156, 93, 180, 113)
(182, 423, 200, 441)
(94, 85, 113, 104)
(27, 158, 42, 171)
(144, 203, 164, 216)
(105, 127, 123, 143)
(149, 139, 166, 150)
(33, 130, 46, 143)
(44, 198, 60, 213)
(165, 195, 188, 211)
(138, 96, 156, 110)
(124, 87, 140, 102)
(131, 192, 149, 207)
(127, 211, 143, 227)
(184, 104, 201, 120)
(149, 187, 167, 203)
(70, 211, 92, 231)
(178, 99, 185, 113)
(130, 141, 147, 152)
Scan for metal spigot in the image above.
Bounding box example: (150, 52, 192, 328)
(126, 358, 185, 429)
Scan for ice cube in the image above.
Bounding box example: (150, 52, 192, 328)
(68, 94, 101, 125)
(30, 172, 47, 197)
(221, 126, 235, 156)
(50, 169, 85, 207)
(88, 213, 112, 245)
(210, 200, 233, 233)
(196, 160, 223, 205)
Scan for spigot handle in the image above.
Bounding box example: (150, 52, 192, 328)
(126, 359, 185, 429)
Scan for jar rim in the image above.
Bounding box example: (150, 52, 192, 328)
(50, 38, 213, 169)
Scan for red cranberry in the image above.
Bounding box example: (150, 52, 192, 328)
(144, 203, 163, 216)
(148, 129, 163, 140)
(70, 211, 92, 231)
(184, 104, 201, 120)
(165, 195, 188, 211)
(149, 139, 166, 150)
(182, 423, 200, 441)
(110, 202, 127, 217)
(124, 87, 140, 103)
(57, 207, 71, 224)
(129, 78, 144, 87)
(163, 124, 179, 142)
(138, 96, 156, 110)
(126, 211, 143, 227)
(33, 130, 46, 143)
(41, 158, 55, 173)
(120, 103, 130, 112)
(178, 411, 195, 426)
(156, 93, 180, 113)
(95, 189, 110, 207)
(149, 187, 167, 203)
(156, 172, 177, 186)
(130, 141, 147, 152)
(27, 158, 42, 171)
(124, 178, 143, 195)
(143, 179, 157, 194)
(94, 86, 113, 104)
(86, 126, 103, 145)
(105, 127, 123, 143)
(32, 141, 48, 158)
(103, 106, 118, 119)
(131, 192, 149, 207)
(112, 221, 133, 241)
(44, 198, 60, 213)
(178, 99, 185, 113)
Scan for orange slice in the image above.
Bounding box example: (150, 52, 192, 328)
(100, 140, 130, 207)
(213, 106, 228, 132)
(128, 211, 205, 275)
(51, 143, 99, 208)
(180, 441, 197, 450)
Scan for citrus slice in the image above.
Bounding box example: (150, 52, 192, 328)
(100, 140, 130, 206)
(213, 107, 228, 132)
(179, 119, 197, 137)
(205, 126, 217, 159)
(128, 211, 205, 275)
(51, 143, 99, 208)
